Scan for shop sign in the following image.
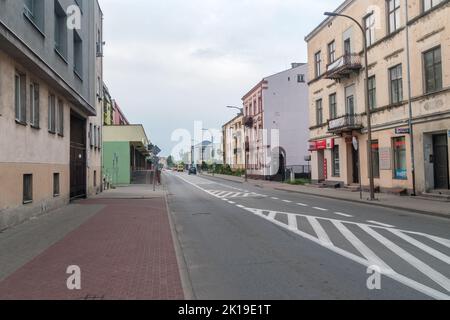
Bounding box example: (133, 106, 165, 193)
(395, 128, 410, 135)
(323, 159, 328, 180)
(309, 139, 334, 151)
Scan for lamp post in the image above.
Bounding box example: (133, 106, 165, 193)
(324, 11, 376, 201)
(227, 106, 247, 182)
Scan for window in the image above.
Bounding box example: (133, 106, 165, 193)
(23, 174, 33, 204)
(389, 64, 403, 104)
(345, 85, 355, 115)
(332, 145, 340, 177)
(94, 125, 98, 148)
(387, 0, 401, 34)
(94, 170, 97, 187)
(57, 99, 64, 136)
(30, 83, 40, 128)
(314, 51, 321, 78)
(54, 0, 67, 58)
(98, 127, 101, 149)
(371, 140, 380, 178)
(48, 94, 56, 133)
(316, 99, 323, 125)
(344, 38, 351, 55)
(24, 0, 44, 31)
(365, 13, 375, 47)
(423, 0, 443, 11)
(328, 41, 336, 64)
(89, 123, 93, 147)
(393, 137, 407, 179)
(297, 74, 305, 83)
(329, 93, 337, 119)
(15, 73, 27, 124)
(53, 173, 60, 197)
(368, 76, 376, 109)
(423, 46, 442, 93)
(74, 31, 83, 78)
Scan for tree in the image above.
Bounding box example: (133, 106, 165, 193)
(167, 156, 175, 168)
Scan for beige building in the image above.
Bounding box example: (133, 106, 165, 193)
(305, 0, 449, 195)
(0, 0, 104, 229)
(222, 114, 245, 170)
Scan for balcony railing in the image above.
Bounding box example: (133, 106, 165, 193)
(328, 114, 363, 134)
(326, 53, 362, 80)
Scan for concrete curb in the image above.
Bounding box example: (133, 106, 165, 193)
(162, 176, 196, 301)
(200, 173, 449, 220)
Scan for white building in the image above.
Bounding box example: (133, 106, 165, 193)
(244, 63, 310, 180)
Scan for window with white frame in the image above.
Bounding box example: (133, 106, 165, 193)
(30, 82, 40, 128)
(387, 0, 401, 34)
(365, 13, 375, 47)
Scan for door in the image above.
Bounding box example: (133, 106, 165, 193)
(344, 38, 351, 55)
(70, 114, 87, 199)
(433, 134, 449, 189)
(346, 95, 355, 115)
(352, 147, 360, 184)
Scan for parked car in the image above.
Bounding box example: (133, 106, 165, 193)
(188, 167, 197, 175)
(177, 164, 184, 172)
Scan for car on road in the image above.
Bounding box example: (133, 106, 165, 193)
(188, 167, 197, 175)
(177, 164, 185, 172)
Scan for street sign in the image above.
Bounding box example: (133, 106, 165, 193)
(395, 128, 410, 134)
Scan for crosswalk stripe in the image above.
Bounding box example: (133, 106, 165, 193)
(307, 216, 333, 246)
(230, 192, 242, 198)
(288, 214, 298, 231)
(333, 221, 392, 272)
(297, 203, 308, 207)
(268, 211, 277, 220)
(221, 192, 235, 198)
(367, 220, 395, 228)
(418, 234, 450, 249)
(360, 225, 450, 292)
(389, 229, 450, 265)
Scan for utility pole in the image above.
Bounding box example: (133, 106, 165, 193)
(405, 0, 416, 196)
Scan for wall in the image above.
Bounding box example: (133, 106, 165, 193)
(103, 141, 131, 186)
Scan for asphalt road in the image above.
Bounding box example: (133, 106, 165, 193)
(165, 171, 450, 300)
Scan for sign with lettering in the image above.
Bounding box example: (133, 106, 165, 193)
(379, 147, 391, 170)
(395, 128, 410, 135)
(309, 139, 334, 151)
(323, 159, 328, 180)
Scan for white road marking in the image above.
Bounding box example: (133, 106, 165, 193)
(333, 221, 392, 273)
(271, 197, 279, 200)
(367, 221, 395, 228)
(283, 200, 292, 203)
(221, 192, 235, 198)
(228, 201, 235, 204)
(297, 203, 308, 207)
(360, 225, 450, 292)
(307, 216, 333, 246)
(389, 229, 450, 265)
(268, 211, 277, 220)
(288, 214, 298, 231)
(334, 212, 353, 218)
(170, 172, 450, 300)
(236, 205, 245, 208)
(313, 207, 328, 212)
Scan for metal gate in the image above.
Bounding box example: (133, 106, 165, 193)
(433, 134, 449, 189)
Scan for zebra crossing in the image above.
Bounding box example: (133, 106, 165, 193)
(244, 207, 450, 300)
(206, 189, 267, 199)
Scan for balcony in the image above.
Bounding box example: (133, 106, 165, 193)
(328, 114, 363, 134)
(325, 53, 362, 80)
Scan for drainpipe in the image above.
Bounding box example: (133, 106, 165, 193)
(405, 0, 417, 196)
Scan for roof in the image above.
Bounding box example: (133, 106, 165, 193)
(304, 0, 354, 42)
(222, 114, 244, 129)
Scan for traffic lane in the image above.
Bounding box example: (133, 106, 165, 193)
(165, 173, 429, 300)
(198, 175, 450, 239)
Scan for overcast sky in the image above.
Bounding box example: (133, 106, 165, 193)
(100, 0, 342, 157)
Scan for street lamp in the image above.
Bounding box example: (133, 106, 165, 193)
(324, 11, 376, 201)
(226, 106, 248, 182)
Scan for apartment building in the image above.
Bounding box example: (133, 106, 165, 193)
(0, 0, 103, 229)
(305, 0, 449, 195)
(222, 114, 245, 170)
(243, 63, 310, 180)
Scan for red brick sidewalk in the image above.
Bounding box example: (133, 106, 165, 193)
(0, 197, 184, 300)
